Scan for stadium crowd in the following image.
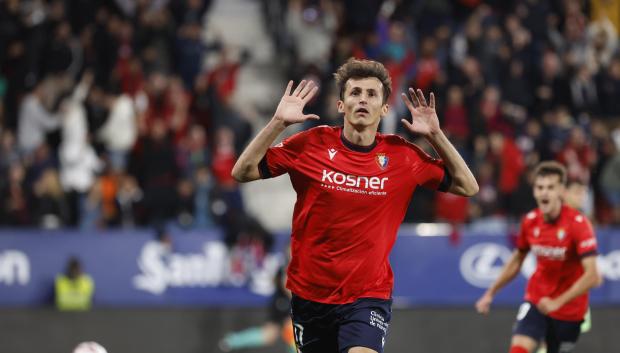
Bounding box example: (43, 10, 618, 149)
(0, 0, 619, 231)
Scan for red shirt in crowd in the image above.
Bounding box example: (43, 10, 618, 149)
(259, 126, 450, 304)
(516, 205, 598, 321)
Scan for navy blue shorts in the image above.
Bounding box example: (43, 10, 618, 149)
(513, 302, 583, 353)
(290, 294, 392, 353)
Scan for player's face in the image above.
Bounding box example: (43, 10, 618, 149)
(338, 77, 388, 129)
(565, 182, 586, 209)
(533, 174, 565, 217)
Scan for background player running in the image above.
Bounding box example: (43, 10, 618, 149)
(232, 58, 478, 353)
(475, 161, 601, 353)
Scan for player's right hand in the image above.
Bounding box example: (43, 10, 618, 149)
(475, 293, 493, 314)
(273, 80, 320, 126)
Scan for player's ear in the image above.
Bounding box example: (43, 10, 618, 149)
(380, 103, 389, 117)
(337, 100, 345, 113)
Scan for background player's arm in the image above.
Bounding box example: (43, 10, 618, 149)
(475, 249, 528, 314)
(400, 88, 478, 197)
(537, 255, 600, 314)
(231, 80, 319, 182)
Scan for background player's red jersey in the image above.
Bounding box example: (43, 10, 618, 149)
(259, 126, 449, 304)
(516, 205, 598, 321)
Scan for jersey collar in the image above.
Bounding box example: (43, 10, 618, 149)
(542, 204, 566, 224)
(340, 129, 378, 153)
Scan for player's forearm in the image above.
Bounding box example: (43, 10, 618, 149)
(554, 261, 599, 307)
(231, 118, 287, 182)
(486, 251, 525, 297)
(426, 131, 479, 196)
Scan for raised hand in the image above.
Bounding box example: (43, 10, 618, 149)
(274, 80, 320, 126)
(400, 88, 441, 137)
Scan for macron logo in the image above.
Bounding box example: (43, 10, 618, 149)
(328, 148, 337, 160)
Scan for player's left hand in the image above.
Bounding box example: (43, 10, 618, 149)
(400, 88, 441, 137)
(537, 297, 561, 314)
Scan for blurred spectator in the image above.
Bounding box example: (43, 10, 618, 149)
(177, 124, 209, 177)
(381, 21, 415, 100)
(169, 0, 211, 27)
(489, 132, 525, 215)
(484, 87, 513, 135)
(205, 48, 246, 108)
(415, 36, 441, 92)
(33, 168, 68, 229)
(342, 0, 383, 35)
(585, 17, 618, 73)
(96, 88, 137, 172)
(590, 0, 620, 34)
(193, 166, 215, 229)
(507, 166, 538, 219)
(569, 64, 599, 115)
(189, 74, 216, 133)
(600, 147, 620, 224)
(97, 164, 119, 227)
(211, 126, 239, 190)
(597, 56, 620, 118)
(556, 126, 597, 184)
(502, 59, 533, 115)
(116, 172, 143, 228)
(58, 73, 103, 228)
(175, 22, 210, 89)
(140, 73, 190, 144)
(469, 161, 500, 219)
(44, 20, 81, 77)
(0, 163, 30, 225)
(17, 81, 60, 156)
(533, 49, 570, 116)
(210, 126, 244, 227)
(443, 85, 469, 140)
(565, 178, 594, 217)
(134, 119, 178, 225)
(134, 6, 175, 74)
(0, 130, 20, 172)
(453, 56, 486, 121)
(175, 178, 195, 228)
(55, 256, 94, 311)
(286, 0, 337, 70)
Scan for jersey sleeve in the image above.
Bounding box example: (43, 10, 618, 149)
(408, 143, 451, 192)
(515, 218, 531, 252)
(571, 214, 598, 257)
(258, 129, 311, 179)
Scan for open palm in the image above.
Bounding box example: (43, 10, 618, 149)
(274, 80, 320, 126)
(400, 88, 441, 137)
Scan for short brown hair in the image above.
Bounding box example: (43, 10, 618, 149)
(533, 161, 567, 185)
(334, 58, 392, 104)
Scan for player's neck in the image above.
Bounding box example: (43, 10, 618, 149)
(342, 124, 377, 147)
(542, 202, 563, 223)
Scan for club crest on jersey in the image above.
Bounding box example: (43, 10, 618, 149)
(376, 154, 389, 169)
(533, 227, 540, 237)
(557, 228, 566, 240)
